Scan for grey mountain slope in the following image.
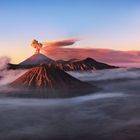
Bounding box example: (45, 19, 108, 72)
(19, 53, 55, 65)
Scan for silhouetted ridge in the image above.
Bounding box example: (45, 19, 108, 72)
(54, 57, 118, 71)
(8, 56, 118, 71)
(84, 57, 97, 62)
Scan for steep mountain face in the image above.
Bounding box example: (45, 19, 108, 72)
(10, 65, 95, 98)
(55, 57, 118, 71)
(19, 53, 55, 66)
(11, 64, 92, 89)
(8, 53, 55, 69)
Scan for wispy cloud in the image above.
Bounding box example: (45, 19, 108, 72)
(43, 39, 77, 47)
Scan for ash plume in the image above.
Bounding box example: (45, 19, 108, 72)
(43, 38, 77, 47)
(31, 39, 43, 54)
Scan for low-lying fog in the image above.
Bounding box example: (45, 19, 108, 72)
(1, 67, 140, 139)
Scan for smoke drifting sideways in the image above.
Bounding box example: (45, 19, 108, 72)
(0, 57, 26, 89)
(42, 38, 77, 47)
(42, 40, 140, 67)
(41, 38, 78, 57)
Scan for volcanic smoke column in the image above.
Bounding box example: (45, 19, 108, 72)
(31, 39, 43, 54)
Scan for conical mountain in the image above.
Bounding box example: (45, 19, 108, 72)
(19, 53, 55, 66)
(11, 64, 91, 88)
(10, 64, 95, 98)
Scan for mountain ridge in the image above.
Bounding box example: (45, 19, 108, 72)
(10, 64, 95, 98)
(8, 53, 119, 70)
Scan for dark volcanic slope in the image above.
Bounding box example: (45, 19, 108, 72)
(55, 57, 118, 71)
(10, 65, 95, 98)
(11, 65, 86, 88)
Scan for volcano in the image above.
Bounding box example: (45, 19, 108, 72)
(10, 64, 95, 98)
(8, 53, 55, 69)
(19, 53, 55, 65)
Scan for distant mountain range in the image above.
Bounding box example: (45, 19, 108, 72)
(8, 53, 118, 70)
(55, 57, 118, 71)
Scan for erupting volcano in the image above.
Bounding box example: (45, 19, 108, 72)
(8, 39, 118, 71)
(20, 39, 55, 66)
(19, 53, 54, 66)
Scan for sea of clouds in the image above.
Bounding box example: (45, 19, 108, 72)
(68, 68, 140, 82)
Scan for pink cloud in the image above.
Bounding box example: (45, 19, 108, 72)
(41, 42, 140, 67)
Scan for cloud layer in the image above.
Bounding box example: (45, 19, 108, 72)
(0, 57, 26, 87)
(0, 57, 11, 70)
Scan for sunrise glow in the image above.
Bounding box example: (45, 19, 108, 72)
(0, 0, 140, 65)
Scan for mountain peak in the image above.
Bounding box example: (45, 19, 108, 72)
(84, 57, 96, 62)
(11, 64, 92, 89)
(19, 53, 55, 66)
(10, 64, 95, 97)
